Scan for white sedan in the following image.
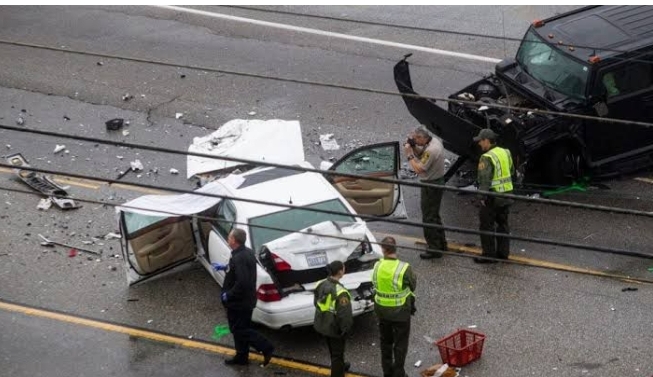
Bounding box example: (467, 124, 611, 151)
(117, 120, 406, 329)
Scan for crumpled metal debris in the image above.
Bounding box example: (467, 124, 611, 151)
(319, 134, 340, 151)
(37, 198, 52, 211)
(130, 159, 144, 171)
(5, 153, 81, 210)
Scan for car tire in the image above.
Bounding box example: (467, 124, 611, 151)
(544, 143, 585, 186)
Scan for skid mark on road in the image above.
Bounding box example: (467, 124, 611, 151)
(0, 300, 370, 377)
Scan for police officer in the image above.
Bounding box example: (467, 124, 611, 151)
(472, 129, 514, 263)
(219, 228, 275, 366)
(314, 260, 353, 377)
(404, 127, 447, 258)
(373, 236, 416, 377)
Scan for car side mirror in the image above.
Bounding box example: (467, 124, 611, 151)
(593, 101, 609, 117)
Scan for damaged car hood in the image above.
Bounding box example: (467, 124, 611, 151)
(115, 174, 243, 217)
(262, 221, 369, 271)
(187, 119, 305, 179)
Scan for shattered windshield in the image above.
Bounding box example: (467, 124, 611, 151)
(516, 29, 589, 99)
(249, 199, 355, 251)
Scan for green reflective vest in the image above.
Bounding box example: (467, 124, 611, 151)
(315, 279, 351, 314)
(482, 147, 513, 193)
(372, 259, 413, 307)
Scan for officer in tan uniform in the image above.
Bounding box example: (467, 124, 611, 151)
(404, 127, 448, 258)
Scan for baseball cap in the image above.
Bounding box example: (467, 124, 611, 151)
(473, 128, 497, 142)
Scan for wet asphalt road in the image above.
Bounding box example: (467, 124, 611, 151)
(0, 5, 652, 377)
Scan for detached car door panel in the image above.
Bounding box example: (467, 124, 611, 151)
(120, 212, 197, 285)
(328, 141, 407, 218)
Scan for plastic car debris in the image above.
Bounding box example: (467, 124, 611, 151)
(53, 145, 66, 154)
(170, 168, 179, 174)
(104, 232, 122, 240)
(130, 159, 144, 171)
(105, 118, 124, 131)
(37, 198, 52, 211)
(38, 234, 101, 256)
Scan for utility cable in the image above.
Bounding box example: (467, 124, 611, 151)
(3, 39, 653, 130)
(220, 5, 653, 64)
(3, 123, 653, 219)
(2, 162, 651, 260)
(3, 184, 652, 285)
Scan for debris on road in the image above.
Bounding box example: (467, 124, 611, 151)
(175, 112, 183, 119)
(621, 287, 638, 292)
(130, 159, 144, 171)
(105, 118, 124, 131)
(147, 319, 153, 324)
(467, 325, 477, 329)
(122, 130, 130, 136)
(122, 93, 134, 101)
(68, 248, 77, 257)
(5, 153, 81, 209)
(420, 363, 458, 377)
(63, 115, 71, 121)
(104, 232, 122, 240)
(97, 61, 104, 66)
(248, 111, 256, 116)
(53, 145, 66, 154)
(5, 144, 10, 149)
(414, 360, 422, 368)
(212, 324, 231, 340)
(170, 168, 179, 175)
(16, 116, 25, 125)
(37, 198, 52, 211)
(38, 234, 101, 256)
(319, 133, 340, 151)
(180, 74, 186, 78)
(109, 266, 117, 271)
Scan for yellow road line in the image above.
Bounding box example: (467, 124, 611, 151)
(0, 300, 366, 377)
(377, 233, 644, 283)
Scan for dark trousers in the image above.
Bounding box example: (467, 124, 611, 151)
(325, 336, 346, 377)
(421, 181, 447, 254)
(379, 319, 411, 377)
(226, 307, 274, 360)
(479, 199, 510, 259)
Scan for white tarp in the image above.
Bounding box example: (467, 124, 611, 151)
(186, 119, 305, 179)
(116, 175, 244, 217)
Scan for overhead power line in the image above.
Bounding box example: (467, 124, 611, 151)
(220, 5, 653, 64)
(3, 39, 653, 130)
(2, 123, 653, 219)
(2, 162, 651, 260)
(2, 184, 652, 284)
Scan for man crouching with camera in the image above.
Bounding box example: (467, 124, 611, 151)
(404, 127, 448, 259)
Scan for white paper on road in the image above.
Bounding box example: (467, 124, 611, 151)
(115, 175, 244, 217)
(186, 119, 305, 178)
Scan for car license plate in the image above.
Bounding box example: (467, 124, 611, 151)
(305, 251, 328, 267)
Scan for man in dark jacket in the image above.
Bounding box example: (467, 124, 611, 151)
(221, 228, 274, 366)
(313, 260, 353, 377)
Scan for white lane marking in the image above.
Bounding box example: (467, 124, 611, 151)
(150, 5, 502, 64)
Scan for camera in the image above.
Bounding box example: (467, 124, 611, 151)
(406, 138, 416, 147)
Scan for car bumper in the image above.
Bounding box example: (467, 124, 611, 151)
(252, 291, 375, 330)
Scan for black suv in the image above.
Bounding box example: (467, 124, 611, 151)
(394, 5, 653, 185)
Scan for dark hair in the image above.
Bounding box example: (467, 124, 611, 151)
(326, 260, 345, 276)
(381, 236, 396, 254)
(230, 228, 247, 245)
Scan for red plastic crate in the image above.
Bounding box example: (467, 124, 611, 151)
(435, 329, 486, 367)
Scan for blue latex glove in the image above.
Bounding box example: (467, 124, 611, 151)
(211, 262, 228, 272)
(221, 292, 228, 302)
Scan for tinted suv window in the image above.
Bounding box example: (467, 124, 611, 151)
(597, 58, 653, 98)
(213, 200, 236, 239)
(333, 145, 395, 174)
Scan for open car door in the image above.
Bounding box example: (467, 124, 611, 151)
(119, 213, 197, 285)
(116, 177, 241, 285)
(327, 141, 407, 218)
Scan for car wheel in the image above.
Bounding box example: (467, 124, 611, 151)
(545, 143, 585, 186)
